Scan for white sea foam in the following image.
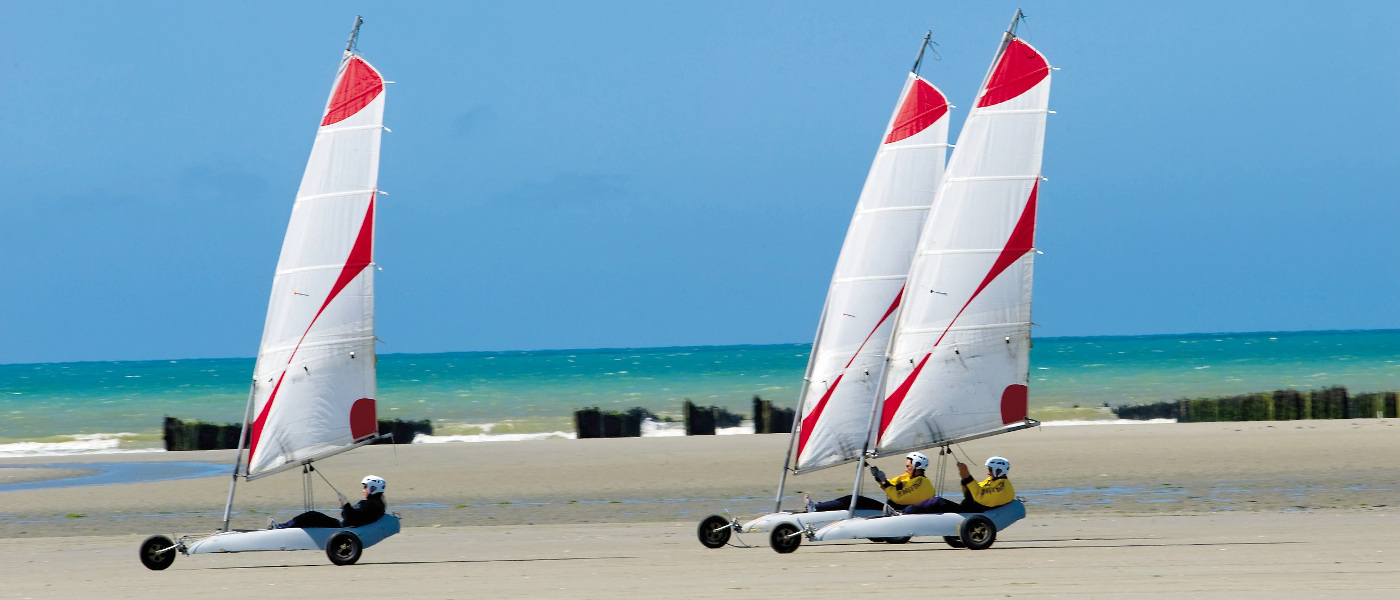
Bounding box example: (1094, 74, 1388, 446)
(1038, 418, 1177, 427)
(0, 433, 163, 458)
(412, 431, 576, 443)
(640, 419, 754, 437)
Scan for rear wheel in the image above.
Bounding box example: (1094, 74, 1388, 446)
(697, 515, 731, 549)
(884, 536, 912, 544)
(139, 535, 176, 571)
(326, 531, 363, 565)
(943, 536, 965, 548)
(959, 515, 997, 550)
(770, 523, 802, 554)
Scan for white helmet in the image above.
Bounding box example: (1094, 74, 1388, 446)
(361, 475, 387, 494)
(906, 452, 929, 471)
(985, 457, 1010, 478)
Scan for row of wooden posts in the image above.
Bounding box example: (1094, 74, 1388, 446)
(1113, 386, 1399, 422)
(574, 396, 795, 438)
(162, 416, 433, 451)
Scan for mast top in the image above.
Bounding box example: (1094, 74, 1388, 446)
(1006, 9, 1025, 39)
(911, 30, 938, 75)
(345, 15, 364, 55)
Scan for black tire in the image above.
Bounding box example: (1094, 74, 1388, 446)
(697, 515, 731, 549)
(139, 535, 176, 571)
(959, 515, 997, 550)
(326, 531, 363, 566)
(867, 537, 888, 543)
(884, 536, 912, 544)
(943, 536, 966, 548)
(770, 523, 802, 554)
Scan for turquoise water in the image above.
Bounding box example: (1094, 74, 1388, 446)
(1, 329, 1396, 453)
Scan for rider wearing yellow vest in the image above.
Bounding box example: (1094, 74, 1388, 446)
(958, 456, 1014, 511)
(807, 452, 936, 512)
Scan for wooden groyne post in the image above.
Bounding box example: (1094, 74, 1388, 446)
(752, 395, 794, 434)
(573, 407, 646, 438)
(163, 416, 430, 450)
(1114, 385, 1400, 423)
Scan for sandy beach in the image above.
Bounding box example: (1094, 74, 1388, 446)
(2, 419, 1397, 598)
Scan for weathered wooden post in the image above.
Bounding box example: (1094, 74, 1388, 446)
(685, 400, 716, 435)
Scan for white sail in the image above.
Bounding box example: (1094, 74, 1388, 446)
(245, 51, 386, 479)
(792, 73, 950, 473)
(874, 36, 1050, 455)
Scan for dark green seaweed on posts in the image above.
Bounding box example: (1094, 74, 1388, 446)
(1113, 386, 1399, 423)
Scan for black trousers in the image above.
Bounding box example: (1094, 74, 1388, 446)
(278, 510, 342, 529)
(810, 495, 891, 512)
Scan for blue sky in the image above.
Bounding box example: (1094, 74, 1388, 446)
(2, 1, 1397, 364)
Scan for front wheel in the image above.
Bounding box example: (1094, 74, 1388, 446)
(959, 515, 997, 550)
(697, 515, 731, 549)
(139, 535, 176, 570)
(326, 531, 363, 566)
(770, 523, 802, 554)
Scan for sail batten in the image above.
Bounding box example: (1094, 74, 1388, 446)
(245, 52, 386, 478)
(791, 73, 950, 474)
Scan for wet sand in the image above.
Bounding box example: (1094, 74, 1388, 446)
(1, 419, 1397, 597)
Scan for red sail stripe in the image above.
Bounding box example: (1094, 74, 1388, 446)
(248, 195, 376, 466)
(976, 39, 1049, 108)
(933, 180, 1038, 347)
(796, 286, 905, 461)
(796, 374, 842, 460)
(876, 352, 931, 443)
(322, 57, 384, 126)
(845, 286, 903, 369)
(885, 78, 949, 144)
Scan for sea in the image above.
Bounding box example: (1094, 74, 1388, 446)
(1, 329, 1396, 457)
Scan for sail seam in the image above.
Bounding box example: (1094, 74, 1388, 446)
(258, 335, 377, 356)
(855, 206, 935, 215)
(878, 142, 952, 151)
(944, 175, 1041, 182)
(276, 262, 378, 277)
(295, 189, 376, 203)
(831, 274, 911, 284)
(918, 247, 1032, 256)
(317, 124, 386, 135)
(970, 108, 1049, 116)
(895, 321, 1031, 336)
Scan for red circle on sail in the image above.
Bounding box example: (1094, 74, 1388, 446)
(1001, 384, 1028, 424)
(350, 397, 378, 441)
(976, 39, 1049, 108)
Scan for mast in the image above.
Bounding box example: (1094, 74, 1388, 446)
(219, 382, 257, 532)
(773, 304, 826, 512)
(345, 15, 363, 56)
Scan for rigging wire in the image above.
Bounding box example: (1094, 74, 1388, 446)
(911, 31, 942, 75)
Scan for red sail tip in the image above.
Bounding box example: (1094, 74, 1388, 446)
(1001, 384, 1029, 424)
(885, 78, 949, 144)
(322, 57, 384, 126)
(976, 39, 1049, 108)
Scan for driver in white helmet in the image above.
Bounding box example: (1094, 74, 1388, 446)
(274, 474, 388, 529)
(904, 456, 1015, 514)
(805, 452, 936, 513)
